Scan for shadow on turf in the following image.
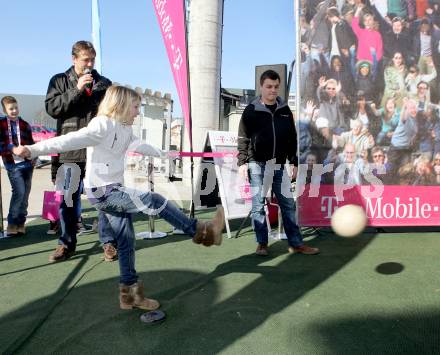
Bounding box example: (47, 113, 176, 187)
(0, 205, 194, 253)
(1, 230, 385, 354)
(0, 208, 98, 252)
(8, 199, 425, 353)
(0, 203, 248, 265)
(309, 312, 440, 353)
(0, 240, 100, 264)
(0, 231, 195, 277)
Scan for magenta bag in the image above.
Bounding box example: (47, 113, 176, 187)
(42, 191, 62, 221)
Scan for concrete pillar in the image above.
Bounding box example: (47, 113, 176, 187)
(183, 0, 224, 190)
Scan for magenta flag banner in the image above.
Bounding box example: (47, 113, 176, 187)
(152, 0, 191, 143)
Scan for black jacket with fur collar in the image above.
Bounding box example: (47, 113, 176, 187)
(237, 96, 298, 167)
(45, 66, 111, 163)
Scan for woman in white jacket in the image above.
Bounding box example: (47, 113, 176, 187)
(13, 85, 224, 312)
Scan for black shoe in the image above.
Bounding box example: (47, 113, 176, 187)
(47, 221, 60, 235)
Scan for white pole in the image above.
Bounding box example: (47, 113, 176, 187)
(136, 156, 167, 239)
(183, 0, 224, 185)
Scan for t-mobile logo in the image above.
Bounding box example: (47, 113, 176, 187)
(321, 196, 339, 219)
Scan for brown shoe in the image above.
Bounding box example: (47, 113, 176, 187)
(7, 224, 18, 236)
(103, 243, 118, 262)
(17, 224, 26, 235)
(288, 245, 320, 255)
(255, 243, 268, 256)
(119, 281, 160, 310)
(193, 206, 225, 247)
(48, 245, 74, 263)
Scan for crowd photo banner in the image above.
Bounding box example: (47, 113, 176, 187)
(296, 0, 440, 226)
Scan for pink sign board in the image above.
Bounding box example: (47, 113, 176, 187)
(298, 185, 440, 226)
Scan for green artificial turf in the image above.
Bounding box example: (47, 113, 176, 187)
(1, 207, 440, 354)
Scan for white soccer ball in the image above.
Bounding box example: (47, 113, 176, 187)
(331, 204, 367, 237)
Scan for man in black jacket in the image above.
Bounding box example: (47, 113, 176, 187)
(45, 41, 114, 263)
(327, 6, 357, 63)
(237, 70, 320, 256)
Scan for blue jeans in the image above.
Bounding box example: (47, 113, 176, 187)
(248, 161, 303, 248)
(89, 185, 197, 285)
(58, 164, 82, 250)
(98, 210, 117, 245)
(57, 163, 114, 250)
(7, 165, 33, 225)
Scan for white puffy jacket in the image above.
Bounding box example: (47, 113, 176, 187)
(27, 115, 164, 188)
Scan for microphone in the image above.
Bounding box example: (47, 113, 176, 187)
(83, 68, 93, 91)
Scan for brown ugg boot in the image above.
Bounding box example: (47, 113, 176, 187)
(119, 282, 160, 310)
(193, 206, 225, 246)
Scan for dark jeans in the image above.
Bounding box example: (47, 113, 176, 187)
(7, 165, 33, 225)
(98, 210, 117, 245)
(90, 185, 197, 285)
(58, 164, 82, 250)
(57, 163, 115, 250)
(248, 160, 303, 248)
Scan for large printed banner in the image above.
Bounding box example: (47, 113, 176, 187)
(298, 185, 440, 226)
(152, 0, 191, 142)
(297, 1, 440, 226)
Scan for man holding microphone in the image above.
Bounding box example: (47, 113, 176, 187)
(45, 40, 114, 263)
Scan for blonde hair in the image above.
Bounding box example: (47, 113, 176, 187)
(97, 85, 141, 124)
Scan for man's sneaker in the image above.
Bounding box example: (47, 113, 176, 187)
(48, 245, 74, 263)
(103, 243, 118, 262)
(47, 221, 60, 235)
(288, 245, 320, 255)
(255, 243, 269, 256)
(6, 224, 18, 236)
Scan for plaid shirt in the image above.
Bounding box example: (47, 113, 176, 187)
(0, 116, 35, 166)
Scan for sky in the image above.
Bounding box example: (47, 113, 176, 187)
(0, 0, 294, 117)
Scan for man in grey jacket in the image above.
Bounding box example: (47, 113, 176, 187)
(45, 41, 113, 263)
